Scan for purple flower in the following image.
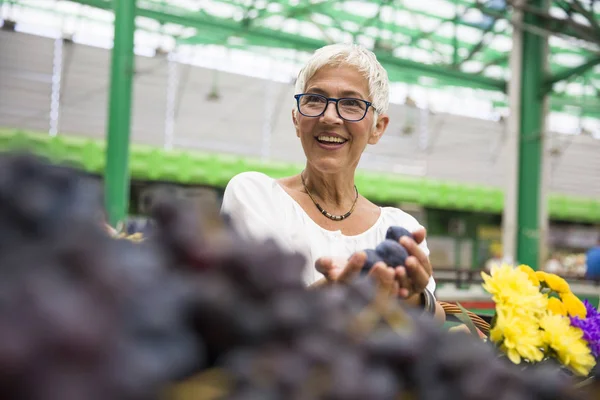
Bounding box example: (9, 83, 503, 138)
(571, 300, 600, 358)
(584, 300, 600, 319)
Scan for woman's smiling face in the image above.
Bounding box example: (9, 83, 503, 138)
(293, 64, 389, 174)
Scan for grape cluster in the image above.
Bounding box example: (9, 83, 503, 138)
(0, 153, 203, 400)
(151, 193, 588, 400)
(211, 284, 586, 400)
(0, 152, 595, 400)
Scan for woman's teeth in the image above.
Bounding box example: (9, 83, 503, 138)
(317, 135, 347, 144)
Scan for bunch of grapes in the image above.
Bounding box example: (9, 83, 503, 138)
(150, 191, 590, 400)
(0, 153, 204, 400)
(0, 152, 596, 400)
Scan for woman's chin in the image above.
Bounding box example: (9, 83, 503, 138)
(306, 157, 352, 174)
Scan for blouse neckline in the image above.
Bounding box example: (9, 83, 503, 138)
(271, 177, 385, 239)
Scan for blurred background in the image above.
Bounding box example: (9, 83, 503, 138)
(0, 0, 599, 310)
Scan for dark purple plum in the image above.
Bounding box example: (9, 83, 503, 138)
(385, 226, 414, 243)
(361, 249, 384, 273)
(375, 239, 409, 268)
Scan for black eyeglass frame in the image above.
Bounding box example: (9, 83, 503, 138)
(294, 93, 376, 122)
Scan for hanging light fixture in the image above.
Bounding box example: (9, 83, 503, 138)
(206, 69, 221, 101)
(401, 95, 418, 135)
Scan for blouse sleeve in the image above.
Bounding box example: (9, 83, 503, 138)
(220, 172, 281, 243)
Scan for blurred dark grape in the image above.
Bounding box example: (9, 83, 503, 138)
(0, 153, 203, 400)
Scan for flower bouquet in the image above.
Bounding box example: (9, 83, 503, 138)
(482, 263, 600, 379)
(104, 223, 145, 242)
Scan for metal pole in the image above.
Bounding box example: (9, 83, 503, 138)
(502, 3, 524, 265)
(261, 62, 276, 160)
(164, 51, 179, 150)
(49, 37, 63, 137)
(503, 0, 548, 269)
(516, 0, 548, 269)
(104, 0, 136, 227)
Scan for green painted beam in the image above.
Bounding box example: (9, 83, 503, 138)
(1, 129, 599, 223)
(543, 55, 600, 93)
(175, 0, 596, 63)
(478, 1, 599, 47)
(68, 0, 507, 92)
(493, 93, 600, 119)
(104, 0, 136, 227)
(11, 0, 598, 108)
(516, 0, 546, 270)
(62, 0, 600, 104)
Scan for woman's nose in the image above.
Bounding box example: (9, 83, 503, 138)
(320, 101, 342, 123)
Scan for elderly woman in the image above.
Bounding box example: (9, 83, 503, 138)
(221, 43, 445, 323)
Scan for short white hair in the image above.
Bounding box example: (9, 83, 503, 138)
(294, 43, 390, 116)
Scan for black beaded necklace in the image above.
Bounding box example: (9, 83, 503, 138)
(300, 171, 358, 221)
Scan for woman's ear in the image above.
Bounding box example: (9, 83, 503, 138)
(292, 109, 300, 138)
(368, 113, 389, 145)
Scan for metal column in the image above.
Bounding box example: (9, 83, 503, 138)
(503, 0, 548, 269)
(164, 51, 179, 150)
(49, 37, 63, 137)
(104, 0, 136, 227)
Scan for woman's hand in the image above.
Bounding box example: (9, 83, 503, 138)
(313, 230, 444, 324)
(314, 253, 365, 284)
(314, 228, 432, 299)
(393, 228, 433, 299)
(314, 252, 398, 296)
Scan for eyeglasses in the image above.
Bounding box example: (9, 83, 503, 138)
(294, 93, 375, 122)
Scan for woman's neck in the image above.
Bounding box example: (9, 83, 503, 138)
(301, 165, 357, 209)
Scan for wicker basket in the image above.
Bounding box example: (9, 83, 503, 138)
(440, 301, 491, 337)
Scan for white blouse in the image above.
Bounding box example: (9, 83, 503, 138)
(220, 171, 436, 294)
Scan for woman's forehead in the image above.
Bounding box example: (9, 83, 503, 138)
(305, 64, 370, 98)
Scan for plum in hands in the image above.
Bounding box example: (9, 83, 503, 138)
(375, 239, 409, 268)
(386, 226, 414, 243)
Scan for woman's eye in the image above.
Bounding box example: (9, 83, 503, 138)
(306, 95, 324, 103)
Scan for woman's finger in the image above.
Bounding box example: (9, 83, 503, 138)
(315, 257, 334, 277)
(411, 227, 427, 245)
(337, 251, 366, 284)
(394, 266, 411, 298)
(399, 236, 432, 276)
(404, 255, 430, 293)
(369, 262, 396, 296)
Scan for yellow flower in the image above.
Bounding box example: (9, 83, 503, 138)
(542, 273, 570, 293)
(517, 264, 539, 286)
(539, 314, 596, 376)
(559, 292, 587, 319)
(490, 305, 545, 364)
(547, 297, 567, 316)
(535, 270, 547, 279)
(116, 232, 144, 243)
(482, 264, 547, 314)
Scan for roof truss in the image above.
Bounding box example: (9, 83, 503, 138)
(2, 0, 600, 121)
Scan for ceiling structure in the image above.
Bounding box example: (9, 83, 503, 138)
(2, 0, 600, 131)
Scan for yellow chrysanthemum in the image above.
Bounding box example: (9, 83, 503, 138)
(517, 264, 539, 286)
(482, 264, 547, 314)
(490, 305, 545, 364)
(547, 297, 567, 316)
(539, 314, 596, 376)
(559, 292, 587, 319)
(535, 270, 549, 282)
(542, 273, 570, 293)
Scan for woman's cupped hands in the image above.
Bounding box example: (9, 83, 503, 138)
(315, 228, 433, 300)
